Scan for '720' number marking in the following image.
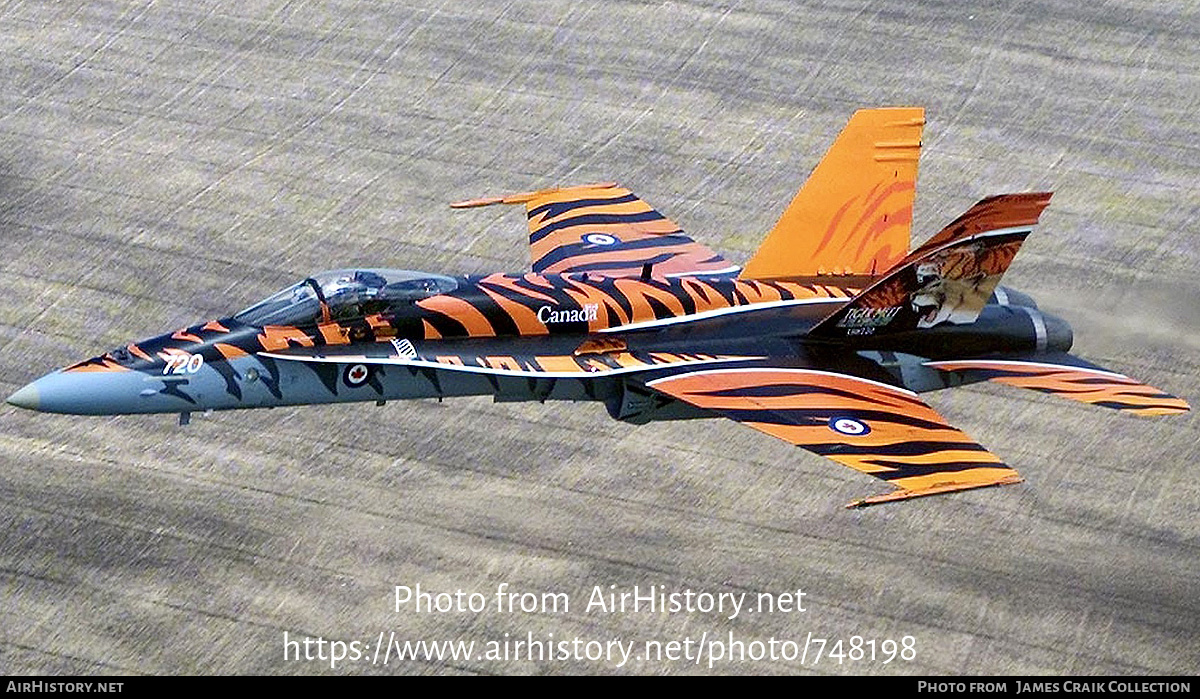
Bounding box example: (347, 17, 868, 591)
(163, 354, 204, 375)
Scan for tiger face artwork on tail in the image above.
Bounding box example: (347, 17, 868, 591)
(910, 239, 1023, 328)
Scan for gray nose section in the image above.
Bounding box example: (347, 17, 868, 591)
(7, 369, 155, 415)
(6, 383, 40, 411)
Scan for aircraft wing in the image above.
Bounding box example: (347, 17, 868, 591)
(452, 183, 737, 277)
(640, 365, 1021, 507)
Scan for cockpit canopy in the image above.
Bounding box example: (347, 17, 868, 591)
(234, 269, 459, 327)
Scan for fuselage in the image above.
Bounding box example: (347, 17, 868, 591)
(6, 270, 1071, 418)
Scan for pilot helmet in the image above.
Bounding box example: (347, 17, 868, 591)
(324, 270, 388, 304)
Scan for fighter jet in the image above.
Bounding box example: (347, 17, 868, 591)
(7, 107, 1188, 507)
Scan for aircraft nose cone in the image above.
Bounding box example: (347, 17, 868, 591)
(7, 368, 148, 415)
(7, 383, 40, 411)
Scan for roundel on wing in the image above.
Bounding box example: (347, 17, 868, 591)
(344, 363, 371, 387)
(828, 416, 870, 436)
(583, 233, 618, 246)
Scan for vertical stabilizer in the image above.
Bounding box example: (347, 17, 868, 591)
(810, 192, 1053, 337)
(739, 107, 924, 279)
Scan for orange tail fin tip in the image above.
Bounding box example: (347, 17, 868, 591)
(740, 107, 925, 280)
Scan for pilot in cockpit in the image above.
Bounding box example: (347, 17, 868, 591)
(324, 270, 389, 321)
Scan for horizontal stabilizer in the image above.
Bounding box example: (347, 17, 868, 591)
(926, 354, 1190, 416)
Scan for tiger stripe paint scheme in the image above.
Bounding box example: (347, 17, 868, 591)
(264, 346, 758, 379)
(419, 274, 852, 339)
(741, 106, 924, 279)
(9, 108, 1189, 509)
(924, 358, 1190, 416)
(453, 183, 737, 278)
(811, 192, 1053, 337)
(645, 368, 1022, 507)
(61, 274, 853, 379)
(525, 186, 735, 277)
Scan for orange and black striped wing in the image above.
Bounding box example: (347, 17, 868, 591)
(926, 358, 1190, 416)
(524, 185, 735, 277)
(644, 367, 1021, 507)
